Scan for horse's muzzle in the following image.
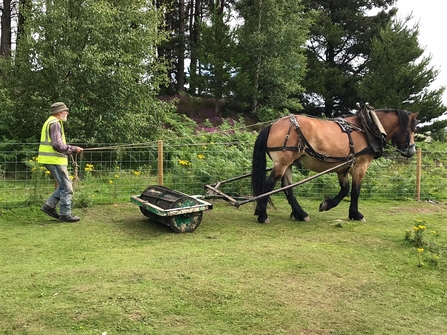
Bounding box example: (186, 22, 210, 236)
(398, 144, 416, 158)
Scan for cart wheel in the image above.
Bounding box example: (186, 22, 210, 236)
(168, 197, 203, 233)
(139, 207, 158, 220)
(169, 211, 203, 233)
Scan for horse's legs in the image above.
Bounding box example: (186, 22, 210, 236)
(348, 166, 368, 222)
(254, 168, 282, 223)
(319, 173, 349, 212)
(282, 166, 309, 221)
(349, 183, 365, 221)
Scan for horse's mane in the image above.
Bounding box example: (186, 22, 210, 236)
(342, 108, 414, 130)
(293, 109, 416, 132)
(375, 108, 418, 133)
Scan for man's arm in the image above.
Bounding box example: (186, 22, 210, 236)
(49, 122, 81, 155)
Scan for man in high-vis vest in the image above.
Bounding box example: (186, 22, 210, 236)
(38, 102, 84, 222)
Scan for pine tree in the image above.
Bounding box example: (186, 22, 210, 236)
(301, 0, 396, 116)
(358, 16, 446, 129)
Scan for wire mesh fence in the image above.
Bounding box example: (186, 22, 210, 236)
(1, 142, 446, 211)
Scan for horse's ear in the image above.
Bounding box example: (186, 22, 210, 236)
(411, 112, 419, 119)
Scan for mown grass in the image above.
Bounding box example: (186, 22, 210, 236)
(1, 198, 446, 335)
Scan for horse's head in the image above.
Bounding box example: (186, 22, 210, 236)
(391, 111, 419, 158)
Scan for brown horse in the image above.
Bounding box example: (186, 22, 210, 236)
(251, 108, 419, 223)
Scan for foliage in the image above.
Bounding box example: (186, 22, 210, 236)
(358, 16, 447, 129)
(301, 0, 397, 116)
(1, 0, 173, 144)
(2, 0, 447, 143)
(235, 0, 310, 118)
(405, 221, 442, 267)
(163, 117, 258, 195)
(190, 5, 238, 104)
(23, 156, 50, 205)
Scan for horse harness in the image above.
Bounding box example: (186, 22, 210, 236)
(267, 113, 382, 167)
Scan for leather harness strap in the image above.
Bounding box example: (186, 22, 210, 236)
(267, 115, 373, 165)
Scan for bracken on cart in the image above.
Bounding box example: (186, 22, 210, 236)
(130, 185, 213, 233)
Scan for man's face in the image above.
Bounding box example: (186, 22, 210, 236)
(59, 111, 69, 121)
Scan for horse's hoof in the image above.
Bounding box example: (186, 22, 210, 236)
(319, 201, 328, 212)
(257, 217, 270, 224)
(349, 216, 366, 223)
(303, 216, 310, 222)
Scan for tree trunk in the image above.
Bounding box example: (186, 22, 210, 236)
(177, 0, 185, 91)
(0, 0, 12, 57)
(252, 0, 263, 115)
(189, 0, 201, 94)
(17, 0, 31, 46)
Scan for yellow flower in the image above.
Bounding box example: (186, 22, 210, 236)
(45, 170, 50, 175)
(84, 163, 94, 172)
(178, 159, 189, 166)
(69, 175, 74, 180)
(417, 248, 424, 253)
(115, 174, 119, 178)
(133, 171, 141, 176)
(413, 226, 419, 231)
(197, 154, 205, 159)
(431, 231, 437, 235)
(109, 180, 113, 184)
(418, 225, 426, 230)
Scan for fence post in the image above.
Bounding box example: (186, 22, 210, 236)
(158, 140, 163, 186)
(415, 148, 421, 201)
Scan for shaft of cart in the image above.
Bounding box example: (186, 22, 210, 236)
(234, 160, 354, 208)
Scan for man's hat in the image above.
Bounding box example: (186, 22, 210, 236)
(49, 102, 68, 114)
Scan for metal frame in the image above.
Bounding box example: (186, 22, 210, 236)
(205, 160, 354, 208)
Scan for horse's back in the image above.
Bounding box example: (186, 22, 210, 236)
(268, 114, 373, 173)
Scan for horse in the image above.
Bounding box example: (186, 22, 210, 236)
(251, 107, 419, 223)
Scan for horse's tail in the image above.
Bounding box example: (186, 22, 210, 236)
(251, 125, 271, 197)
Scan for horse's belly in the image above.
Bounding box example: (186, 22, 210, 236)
(298, 156, 348, 174)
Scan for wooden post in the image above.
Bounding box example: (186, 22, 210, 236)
(158, 140, 164, 186)
(415, 148, 421, 201)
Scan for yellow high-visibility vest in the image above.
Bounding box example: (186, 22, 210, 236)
(38, 116, 68, 165)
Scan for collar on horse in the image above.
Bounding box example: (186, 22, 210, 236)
(357, 104, 387, 158)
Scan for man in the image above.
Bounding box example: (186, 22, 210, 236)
(38, 102, 84, 222)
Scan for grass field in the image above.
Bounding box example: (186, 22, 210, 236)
(1, 198, 446, 335)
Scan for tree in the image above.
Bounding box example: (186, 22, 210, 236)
(190, 1, 237, 109)
(301, 0, 397, 117)
(1, 0, 173, 143)
(358, 16, 446, 129)
(0, 0, 13, 58)
(235, 0, 310, 121)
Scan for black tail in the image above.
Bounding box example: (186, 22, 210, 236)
(251, 125, 271, 197)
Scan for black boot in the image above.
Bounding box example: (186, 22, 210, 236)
(41, 204, 59, 219)
(58, 214, 80, 223)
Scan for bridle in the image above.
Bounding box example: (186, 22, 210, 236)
(391, 117, 416, 157)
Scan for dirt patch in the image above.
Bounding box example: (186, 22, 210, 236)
(389, 201, 447, 214)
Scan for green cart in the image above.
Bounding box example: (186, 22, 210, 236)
(130, 185, 213, 233)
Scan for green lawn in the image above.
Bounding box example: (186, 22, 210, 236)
(1, 198, 446, 335)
